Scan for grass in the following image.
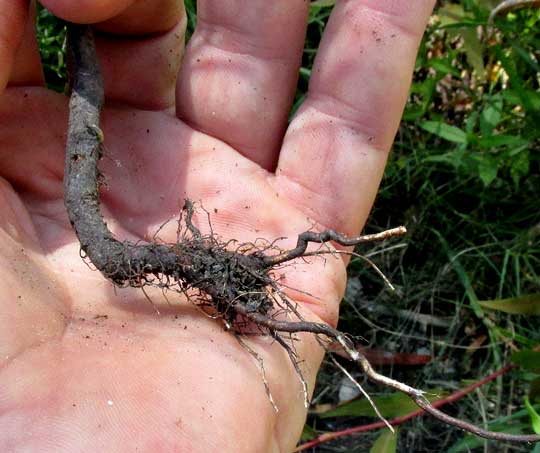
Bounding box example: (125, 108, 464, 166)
(35, 1, 540, 451)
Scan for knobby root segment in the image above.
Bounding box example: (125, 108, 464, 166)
(64, 22, 540, 444)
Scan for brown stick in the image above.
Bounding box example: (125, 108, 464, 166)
(263, 227, 407, 266)
(295, 364, 524, 451)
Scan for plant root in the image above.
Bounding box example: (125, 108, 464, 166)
(65, 23, 540, 444)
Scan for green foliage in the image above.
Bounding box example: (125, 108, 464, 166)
(319, 391, 443, 419)
(299, 423, 318, 442)
(512, 350, 540, 371)
(446, 404, 540, 452)
(36, 3, 66, 92)
(370, 429, 398, 453)
(524, 396, 540, 435)
(183, 0, 197, 40)
(403, 3, 539, 189)
(372, 1, 540, 318)
(479, 293, 540, 314)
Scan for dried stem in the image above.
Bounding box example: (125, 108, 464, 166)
(263, 227, 407, 266)
(295, 364, 523, 451)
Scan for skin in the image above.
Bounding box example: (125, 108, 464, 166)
(0, 1, 435, 452)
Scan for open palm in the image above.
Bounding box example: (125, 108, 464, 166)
(0, 1, 433, 451)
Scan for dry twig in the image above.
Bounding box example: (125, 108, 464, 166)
(295, 364, 525, 451)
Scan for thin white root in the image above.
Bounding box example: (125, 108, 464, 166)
(236, 336, 279, 413)
(329, 353, 394, 433)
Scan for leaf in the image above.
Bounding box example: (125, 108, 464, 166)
(402, 105, 425, 121)
(428, 58, 461, 77)
(511, 350, 540, 371)
(448, 425, 529, 452)
(437, 4, 468, 26)
(437, 5, 484, 77)
(525, 396, 540, 435)
(480, 95, 503, 135)
(447, 404, 540, 452)
(495, 327, 539, 347)
(300, 424, 318, 442)
(461, 27, 485, 79)
(420, 121, 468, 144)
(510, 149, 530, 187)
(477, 155, 498, 186)
(403, 78, 437, 120)
(477, 134, 529, 148)
(495, 46, 540, 120)
(424, 148, 467, 169)
(423, 154, 457, 165)
(370, 429, 398, 453)
(310, 0, 335, 7)
(320, 391, 444, 419)
(478, 293, 540, 314)
(513, 44, 540, 73)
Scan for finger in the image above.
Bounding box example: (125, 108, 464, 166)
(40, 0, 134, 24)
(96, 0, 186, 111)
(96, 0, 182, 35)
(176, 0, 309, 170)
(276, 0, 435, 234)
(42, 0, 185, 110)
(0, 0, 28, 92)
(9, 2, 43, 87)
(95, 16, 186, 110)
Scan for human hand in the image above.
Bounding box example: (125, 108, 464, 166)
(0, 1, 434, 451)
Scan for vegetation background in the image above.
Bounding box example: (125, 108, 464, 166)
(36, 0, 540, 451)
